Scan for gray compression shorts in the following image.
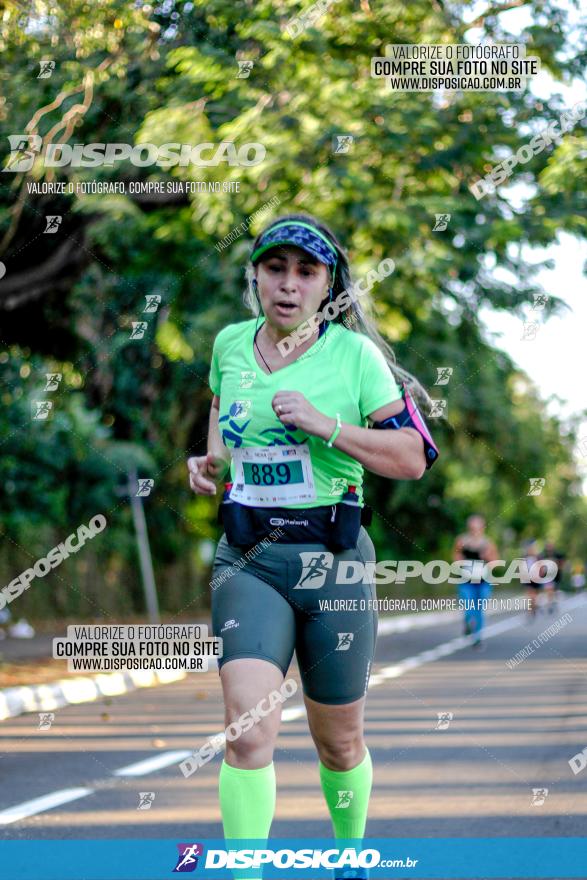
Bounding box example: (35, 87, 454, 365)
(210, 526, 378, 705)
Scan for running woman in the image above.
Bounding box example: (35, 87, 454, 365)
(453, 515, 498, 647)
(187, 213, 439, 880)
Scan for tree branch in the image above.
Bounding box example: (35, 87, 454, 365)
(0, 236, 87, 310)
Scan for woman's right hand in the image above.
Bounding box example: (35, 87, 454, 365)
(187, 452, 229, 496)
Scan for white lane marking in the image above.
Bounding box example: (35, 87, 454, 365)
(123, 596, 587, 777)
(113, 750, 192, 777)
(0, 787, 93, 826)
(376, 594, 587, 681)
(377, 609, 463, 634)
(376, 592, 587, 636)
(281, 706, 306, 721)
(5, 596, 585, 824)
(376, 598, 519, 635)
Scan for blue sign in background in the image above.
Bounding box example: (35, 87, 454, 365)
(0, 837, 585, 879)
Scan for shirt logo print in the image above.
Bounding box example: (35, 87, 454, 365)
(218, 403, 309, 448)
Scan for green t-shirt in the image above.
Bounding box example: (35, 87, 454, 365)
(208, 317, 402, 508)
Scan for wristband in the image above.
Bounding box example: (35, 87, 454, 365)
(325, 413, 342, 447)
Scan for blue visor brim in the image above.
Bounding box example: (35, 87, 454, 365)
(250, 222, 338, 268)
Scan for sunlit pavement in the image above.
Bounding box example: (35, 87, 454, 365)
(0, 597, 585, 850)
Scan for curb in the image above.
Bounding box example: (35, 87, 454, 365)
(0, 596, 528, 722)
(0, 663, 217, 723)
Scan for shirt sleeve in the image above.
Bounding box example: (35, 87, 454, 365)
(208, 332, 222, 396)
(359, 336, 403, 420)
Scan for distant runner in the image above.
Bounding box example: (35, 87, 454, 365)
(453, 515, 498, 647)
(539, 541, 565, 614)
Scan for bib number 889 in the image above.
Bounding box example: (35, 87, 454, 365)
(250, 463, 291, 485)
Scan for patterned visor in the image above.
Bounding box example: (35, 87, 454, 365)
(250, 221, 338, 268)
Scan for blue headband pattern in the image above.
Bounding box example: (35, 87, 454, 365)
(251, 221, 338, 268)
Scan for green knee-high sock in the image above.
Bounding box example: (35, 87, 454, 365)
(219, 759, 276, 879)
(319, 748, 373, 840)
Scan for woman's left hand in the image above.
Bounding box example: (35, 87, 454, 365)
(271, 391, 334, 439)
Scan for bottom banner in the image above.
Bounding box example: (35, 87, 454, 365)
(0, 837, 585, 879)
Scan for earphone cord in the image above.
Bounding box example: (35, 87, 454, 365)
(254, 324, 273, 374)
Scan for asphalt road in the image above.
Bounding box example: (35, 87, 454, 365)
(0, 594, 586, 879)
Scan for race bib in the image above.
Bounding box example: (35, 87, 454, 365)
(230, 445, 317, 506)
